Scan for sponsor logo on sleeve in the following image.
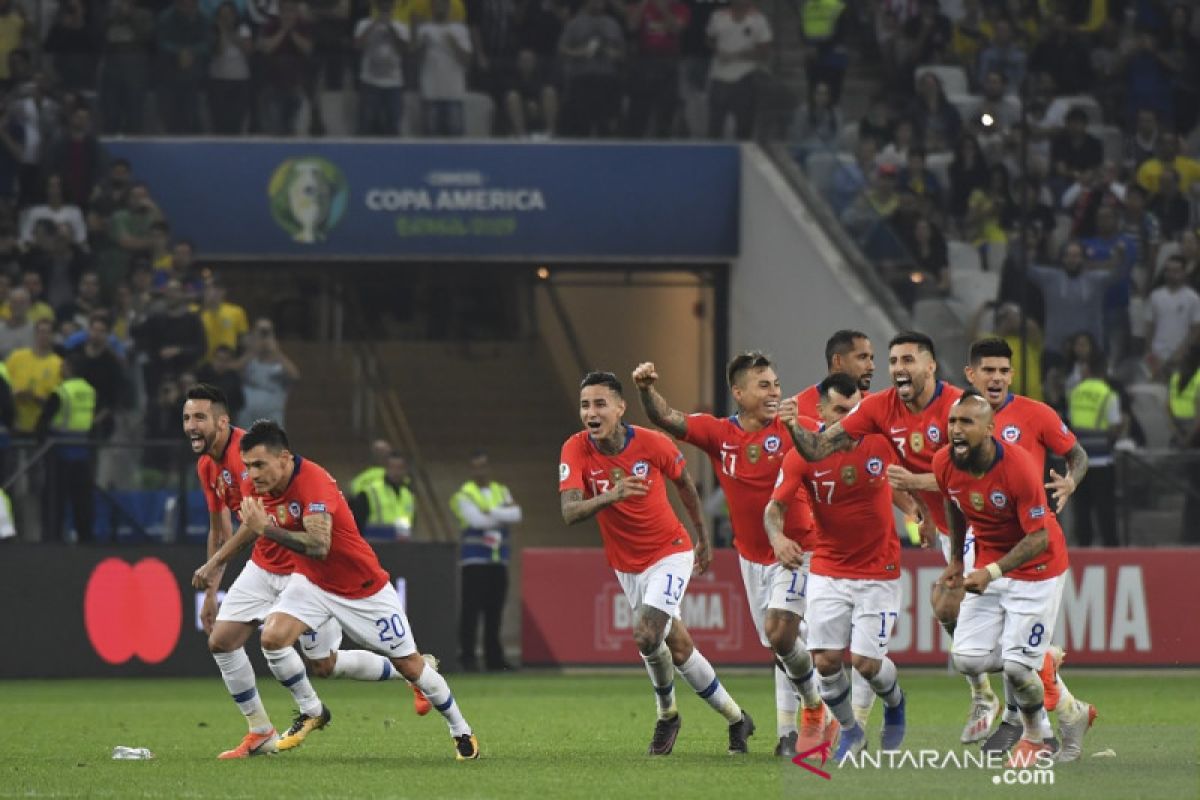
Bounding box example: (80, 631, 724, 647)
(1029, 505, 1046, 519)
(305, 502, 325, 514)
(559, 463, 570, 482)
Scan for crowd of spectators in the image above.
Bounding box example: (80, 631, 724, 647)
(0, 0, 781, 140)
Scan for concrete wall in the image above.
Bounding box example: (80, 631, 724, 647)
(732, 145, 898, 395)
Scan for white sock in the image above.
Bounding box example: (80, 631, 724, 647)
(676, 649, 742, 724)
(817, 668, 856, 729)
(851, 667, 877, 724)
(641, 641, 677, 720)
(775, 664, 800, 736)
(213, 649, 272, 733)
(330, 650, 403, 681)
(414, 663, 471, 736)
(867, 657, 903, 708)
(262, 647, 324, 717)
(778, 641, 822, 709)
(1055, 674, 1083, 721)
(966, 671, 995, 700)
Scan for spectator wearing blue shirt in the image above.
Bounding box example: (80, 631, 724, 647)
(977, 19, 1026, 93)
(1080, 204, 1140, 360)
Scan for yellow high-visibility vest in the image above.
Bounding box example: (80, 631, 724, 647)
(51, 378, 95, 434)
(1169, 369, 1200, 422)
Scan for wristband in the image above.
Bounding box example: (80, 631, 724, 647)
(985, 563, 1003, 580)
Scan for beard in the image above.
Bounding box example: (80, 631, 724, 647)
(950, 441, 990, 472)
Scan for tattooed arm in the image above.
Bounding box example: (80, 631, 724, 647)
(262, 513, 333, 559)
(632, 362, 689, 439)
(782, 417, 854, 461)
(560, 477, 648, 525)
(1046, 443, 1089, 514)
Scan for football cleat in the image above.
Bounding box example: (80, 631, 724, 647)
(774, 731, 798, 757)
(961, 694, 1000, 743)
(217, 728, 278, 760)
(647, 713, 681, 756)
(880, 692, 906, 751)
(1038, 646, 1065, 711)
(1054, 702, 1097, 763)
(1008, 738, 1057, 768)
(277, 705, 332, 751)
(981, 719, 1022, 754)
(454, 733, 480, 761)
(833, 722, 866, 763)
(412, 653, 441, 716)
(797, 705, 841, 758)
(727, 711, 755, 755)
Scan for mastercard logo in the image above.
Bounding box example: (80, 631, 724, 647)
(84, 558, 182, 665)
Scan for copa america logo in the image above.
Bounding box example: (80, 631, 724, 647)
(632, 460, 650, 478)
(764, 435, 781, 453)
(268, 156, 349, 243)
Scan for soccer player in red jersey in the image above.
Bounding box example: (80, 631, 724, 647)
(935, 390, 1091, 765)
(767, 373, 912, 759)
(779, 332, 1001, 743)
(559, 372, 754, 756)
(634, 353, 833, 758)
(791, 330, 875, 419)
(962, 338, 1095, 757)
(239, 420, 480, 761)
(186, 387, 431, 759)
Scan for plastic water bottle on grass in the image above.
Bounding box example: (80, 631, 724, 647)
(112, 746, 154, 760)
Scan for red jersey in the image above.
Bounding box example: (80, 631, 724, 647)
(198, 427, 292, 575)
(932, 442, 1068, 581)
(994, 393, 1077, 469)
(840, 381, 962, 533)
(792, 385, 871, 421)
(559, 425, 692, 573)
(683, 413, 793, 565)
(241, 456, 389, 599)
(772, 435, 900, 580)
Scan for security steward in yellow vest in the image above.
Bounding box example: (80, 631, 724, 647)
(1067, 354, 1123, 547)
(451, 451, 522, 671)
(0, 361, 14, 474)
(35, 360, 96, 543)
(801, 0, 849, 102)
(350, 453, 416, 539)
(349, 438, 394, 498)
(1168, 347, 1200, 542)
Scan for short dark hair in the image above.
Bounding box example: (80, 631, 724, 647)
(240, 419, 290, 453)
(889, 331, 936, 361)
(185, 383, 229, 415)
(580, 370, 623, 397)
(87, 310, 111, 328)
(726, 350, 773, 387)
(825, 329, 869, 369)
(1066, 107, 1088, 124)
(956, 386, 990, 408)
(968, 336, 1013, 365)
(818, 372, 859, 401)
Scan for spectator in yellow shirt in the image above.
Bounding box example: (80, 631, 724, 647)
(375, 0, 465, 25)
(1135, 132, 1200, 194)
(199, 280, 248, 360)
(6, 319, 62, 434)
(0, 0, 26, 82)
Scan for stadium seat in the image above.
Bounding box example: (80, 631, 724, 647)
(804, 150, 841, 192)
(1126, 382, 1172, 449)
(1057, 95, 1103, 125)
(949, 244, 1000, 312)
(926, 152, 953, 191)
(464, 92, 495, 137)
(948, 240, 983, 273)
(914, 65, 969, 97)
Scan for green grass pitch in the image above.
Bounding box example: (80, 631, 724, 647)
(3, 671, 1198, 799)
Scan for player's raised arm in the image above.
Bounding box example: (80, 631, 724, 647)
(886, 464, 938, 493)
(779, 397, 852, 461)
(670, 470, 711, 574)
(1046, 442, 1089, 514)
(632, 362, 688, 439)
(559, 477, 648, 525)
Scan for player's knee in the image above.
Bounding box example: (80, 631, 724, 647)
(1002, 659, 1038, 687)
(851, 655, 881, 680)
(765, 620, 797, 654)
(259, 630, 289, 651)
(393, 653, 425, 682)
(952, 651, 990, 676)
(632, 625, 663, 655)
(812, 649, 842, 675)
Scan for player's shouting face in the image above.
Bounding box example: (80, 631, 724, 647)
(964, 356, 1013, 409)
(948, 396, 994, 471)
(580, 383, 625, 443)
(889, 342, 935, 403)
(731, 365, 781, 425)
(182, 398, 228, 456)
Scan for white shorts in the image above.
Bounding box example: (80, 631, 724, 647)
(739, 554, 809, 648)
(272, 572, 417, 659)
(615, 550, 694, 621)
(952, 573, 1066, 670)
(216, 561, 343, 659)
(938, 529, 977, 573)
(805, 573, 902, 660)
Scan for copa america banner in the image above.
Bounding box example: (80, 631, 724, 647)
(102, 140, 740, 259)
(522, 548, 1200, 667)
(0, 542, 459, 678)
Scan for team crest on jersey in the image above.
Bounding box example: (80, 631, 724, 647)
(1060, 422, 1069, 435)
(277, 504, 288, 523)
(910, 432, 925, 453)
(926, 425, 942, 444)
(763, 435, 781, 453)
(1001, 425, 1021, 443)
(240, 470, 249, 480)
(746, 444, 761, 464)
(288, 501, 302, 520)
(609, 467, 625, 482)
(632, 460, 650, 478)
(970, 492, 985, 512)
(866, 457, 884, 477)
(841, 465, 858, 485)
(990, 491, 1008, 509)
(221, 469, 233, 487)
